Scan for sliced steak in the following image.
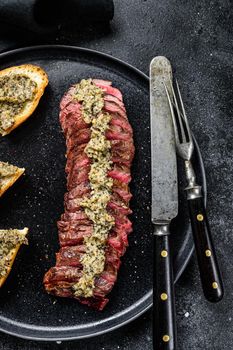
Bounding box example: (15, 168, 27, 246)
(44, 266, 82, 284)
(59, 226, 93, 247)
(110, 114, 133, 134)
(104, 94, 126, 111)
(44, 79, 134, 310)
(104, 101, 126, 119)
(92, 81, 123, 101)
(108, 164, 132, 184)
(56, 245, 86, 266)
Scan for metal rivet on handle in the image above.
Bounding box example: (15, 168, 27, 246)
(205, 250, 212, 257)
(197, 214, 204, 221)
(163, 335, 170, 342)
(212, 282, 218, 289)
(160, 293, 168, 301)
(161, 250, 168, 257)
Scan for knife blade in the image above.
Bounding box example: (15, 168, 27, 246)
(150, 56, 178, 350)
(150, 56, 178, 225)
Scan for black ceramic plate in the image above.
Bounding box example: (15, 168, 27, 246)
(0, 45, 206, 341)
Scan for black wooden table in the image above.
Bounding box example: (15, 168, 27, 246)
(0, 1, 233, 349)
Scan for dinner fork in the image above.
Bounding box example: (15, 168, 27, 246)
(165, 81, 224, 303)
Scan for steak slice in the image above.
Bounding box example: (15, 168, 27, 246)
(110, 114, 133, 134)
(56, 245, 86, 266)
(44, 79, 134, 310)
(108, 164, 132, 184)
(104, 94, 126, 111)
(59, 224, 93, 247)
(92, 81, 123, 101)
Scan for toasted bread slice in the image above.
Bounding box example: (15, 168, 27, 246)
(0, 228, 28, 288)
(0, 64, 48, 136)
(0, 161, 25, 197)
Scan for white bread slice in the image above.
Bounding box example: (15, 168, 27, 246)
(0, 161, 25, 197)
(0, 227, 28, 288)
(0, 64, 48, 136)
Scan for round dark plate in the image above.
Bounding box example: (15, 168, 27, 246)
(0, 45, 206, 341)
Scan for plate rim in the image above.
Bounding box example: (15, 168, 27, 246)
(0, 44, 206, 341)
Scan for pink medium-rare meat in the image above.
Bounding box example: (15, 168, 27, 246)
(104, 94, 126, 111)
(92, 79, 112, 86)
(92, 81, 123, 101)
(44, 79, 135, 310)
(110, 114, 133, 134)
(104, 101, 126, 119)
(108, 166, 132, 184)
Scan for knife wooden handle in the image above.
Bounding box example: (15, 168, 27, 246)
(188, 196, 224, 302)
(153, 232, 176, 350)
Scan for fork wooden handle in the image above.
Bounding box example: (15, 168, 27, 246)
(153, 230, 176, 350)
(188, 196, 224, 302)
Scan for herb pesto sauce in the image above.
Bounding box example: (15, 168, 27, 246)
(0, 161, 19, 189)
(72, 79, 114, 298)
(0, 74, 37, 134)
(0, 230, 28, 278)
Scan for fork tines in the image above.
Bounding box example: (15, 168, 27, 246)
(164, 80, 194, 160)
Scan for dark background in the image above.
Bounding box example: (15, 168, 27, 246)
(0, 0, 233, 349)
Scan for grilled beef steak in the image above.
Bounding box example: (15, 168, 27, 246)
(44, 79, 135, 310)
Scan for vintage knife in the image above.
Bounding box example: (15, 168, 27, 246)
(150, 56, 178, 350)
